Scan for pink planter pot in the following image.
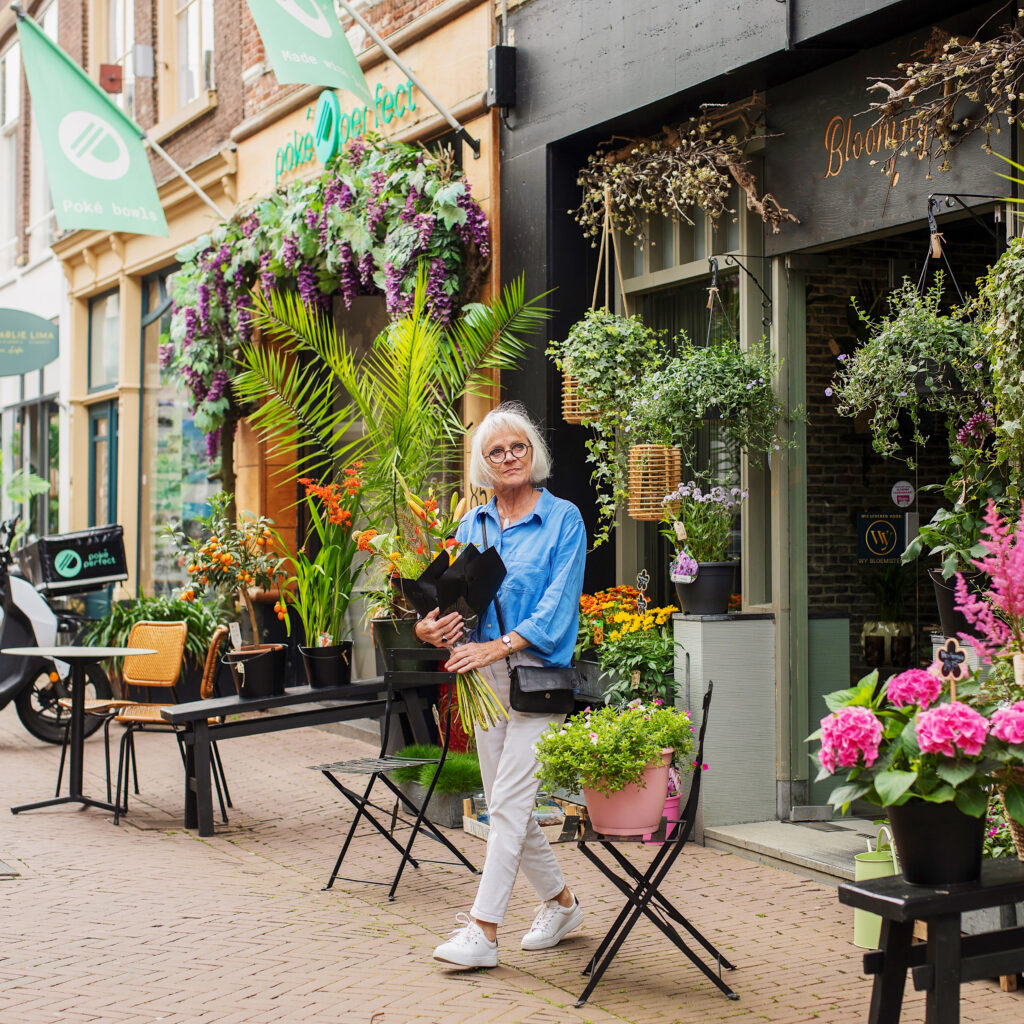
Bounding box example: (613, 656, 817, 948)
(583, 749, 672, 836)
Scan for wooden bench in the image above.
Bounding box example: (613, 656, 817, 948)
(838, 859, 1024, 1024)
(161, 676, 437, 837)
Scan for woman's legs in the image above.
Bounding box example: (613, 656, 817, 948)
(469, 660, 566, 928)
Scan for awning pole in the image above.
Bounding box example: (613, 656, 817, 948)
(336, 0, 481, 159)
(145, 136, 229, 219)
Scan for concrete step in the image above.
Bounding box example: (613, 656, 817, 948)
(704, 817, 885, 886)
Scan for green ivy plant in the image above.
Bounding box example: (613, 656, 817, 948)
(626, 334, 796, 467)
(535, 701, 695, 795)
(546, 310, 666, 546)
(162, 136, 490, 461)
(830, 276, 988, 468)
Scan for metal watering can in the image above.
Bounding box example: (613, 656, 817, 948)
(853, 826, 898, 949)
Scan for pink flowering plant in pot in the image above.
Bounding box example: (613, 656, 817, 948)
(809, 663, 1024, 827)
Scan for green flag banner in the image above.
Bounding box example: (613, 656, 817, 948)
(245, 0, 372, 102)
(15, 12, 167, 237)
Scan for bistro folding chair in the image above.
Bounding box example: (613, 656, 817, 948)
(308, 647, 478, 900)
(113, 624, 233, 825)
(558, 681, 737, 1008)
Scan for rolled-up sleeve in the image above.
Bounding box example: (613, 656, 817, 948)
(512, 513, 587, 661)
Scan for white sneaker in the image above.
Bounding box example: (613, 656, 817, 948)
(521, 895, 584, 950)
(433, 912, 499, 969)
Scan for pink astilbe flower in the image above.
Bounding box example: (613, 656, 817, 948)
(915, 702, 990, 757)
(955, 500, 1024, 662)
(991, 702, 1024, 746)
(818, 706, 883, 775)
(887, 668, 943, 710)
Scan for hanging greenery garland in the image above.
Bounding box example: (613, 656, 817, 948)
(162, 135, 491, 459)
(573, 93, 797, 245)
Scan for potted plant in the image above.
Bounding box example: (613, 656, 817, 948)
(388, 743, 483, 828)
(596, 604, 680, 706)
(661, 481, 745, 615)
(627, 334, 796, 477)
(829, 276, 987, 468)
(535, 700, 695, 836)
(279, 470, 365, 688)
(546, 309, 666, 545)
(810, 660, 1024, 885)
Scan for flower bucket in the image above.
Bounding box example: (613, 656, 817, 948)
(888, 799, 986, 886)
(627, 446, 682, 522)
(299, 641, 352, 689)
(928, 569, 984, 642)
(583, 749, 672, 836)
(675, 562, 736, 616)
(644, 792, 681, 846)
(853, 827, 897, 949)
(223, 644, 287, 699)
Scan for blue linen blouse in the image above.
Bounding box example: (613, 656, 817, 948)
(454, 488, 587, 668)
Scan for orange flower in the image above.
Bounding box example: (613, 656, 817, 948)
(356, 529, 378, 552)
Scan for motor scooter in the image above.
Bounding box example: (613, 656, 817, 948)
(0, 517, 111, 743)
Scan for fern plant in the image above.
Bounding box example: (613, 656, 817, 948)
(233, 264, 550, 536)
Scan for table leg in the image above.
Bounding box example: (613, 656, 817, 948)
(925, 916, 961, 1024)
(183, 725, 198, 830)
(67, 661, 85, 799)
(868, 918, 914, 1024)
(193, 720, 214, 837)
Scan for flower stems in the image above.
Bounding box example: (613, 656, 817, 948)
(451, 668, 508, 731)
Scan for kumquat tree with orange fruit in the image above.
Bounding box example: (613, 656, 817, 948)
(165, 492, 287, 644)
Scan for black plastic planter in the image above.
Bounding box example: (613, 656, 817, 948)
(887, 799, 985, 886)
(299, 641, 353, 689)
(223, 644, 287, 699)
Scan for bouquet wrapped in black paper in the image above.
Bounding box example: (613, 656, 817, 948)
(393, 543, 509, 729)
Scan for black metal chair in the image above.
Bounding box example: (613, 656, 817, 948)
(558, 681, 737, 1007)
(307, 647, 479, 900)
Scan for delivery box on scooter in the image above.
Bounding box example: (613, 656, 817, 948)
(18, 525, 128, 594)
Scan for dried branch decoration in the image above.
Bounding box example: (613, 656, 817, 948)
(866, 17, 1024, 178)
(573, 93, 797, 242)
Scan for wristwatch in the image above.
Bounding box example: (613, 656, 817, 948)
(500, 634, 514, 655)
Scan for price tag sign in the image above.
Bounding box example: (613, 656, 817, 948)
(228, 622, 243, 650)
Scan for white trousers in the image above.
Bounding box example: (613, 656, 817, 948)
(470, 655, 567, 925)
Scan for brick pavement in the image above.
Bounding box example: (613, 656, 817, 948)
(0, 703, 1019, 1024)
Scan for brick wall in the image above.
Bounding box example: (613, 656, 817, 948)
(803, 218, 999, 681)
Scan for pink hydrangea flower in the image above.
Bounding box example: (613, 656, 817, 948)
(915, 702, 990, 757)
(887, 669, 943, 710)
(818, 706, 883, 775)
(991, 702, 1024, 746)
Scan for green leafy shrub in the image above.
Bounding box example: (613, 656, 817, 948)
(389, 745, 482, 794)
(535, 701, 694, 795)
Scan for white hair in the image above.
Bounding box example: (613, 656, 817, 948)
(469, 401, 552, 488)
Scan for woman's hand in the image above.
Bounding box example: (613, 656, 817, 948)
(445, 640, 506, 675)
(414, 608, 465, 648)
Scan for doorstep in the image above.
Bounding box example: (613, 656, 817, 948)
(704, 817, 885, 886)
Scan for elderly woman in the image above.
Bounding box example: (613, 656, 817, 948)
(414, 401, 587, 969)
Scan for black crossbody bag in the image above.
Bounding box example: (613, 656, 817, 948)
(481, 517, 579, 715)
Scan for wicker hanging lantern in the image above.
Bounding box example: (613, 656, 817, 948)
(627, 445, 682, 521)
(562, 372, 593, 425)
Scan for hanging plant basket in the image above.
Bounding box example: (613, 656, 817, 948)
(561, 372, 593, 425)
(627, 445, 681, 522)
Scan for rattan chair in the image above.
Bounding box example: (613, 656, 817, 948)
(112, 624, 233, 826)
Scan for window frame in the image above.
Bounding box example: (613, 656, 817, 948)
(158, 0, 216, 123)
(88, 399, 118, 527)
(0, 41, 21, 275)
(87, 287, 122, 393)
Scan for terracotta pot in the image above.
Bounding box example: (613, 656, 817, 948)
(583, 749, 672, 836)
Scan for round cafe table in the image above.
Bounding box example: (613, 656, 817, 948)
(6, 646, 156, 817)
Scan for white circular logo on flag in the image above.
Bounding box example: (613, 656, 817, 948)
(274, 0, 333, 37)
(57, 111, 130, 181)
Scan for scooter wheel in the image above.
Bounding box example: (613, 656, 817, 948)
(14, 664, 113, 744)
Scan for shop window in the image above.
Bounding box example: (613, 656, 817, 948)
(138, 270, 221, 596)
(175, 0, 215, 108)
(0, 42, 20, 275)
(88, 289, 120, 391)
(1, 395, 59, 540)
(89, 400, 118, 526)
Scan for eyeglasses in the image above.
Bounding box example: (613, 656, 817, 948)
(485, 442, 532, 465)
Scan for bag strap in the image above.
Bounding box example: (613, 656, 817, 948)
(480, 516, 513, 680)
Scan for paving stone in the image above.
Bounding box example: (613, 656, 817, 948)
(0, 703, 1019, 1023)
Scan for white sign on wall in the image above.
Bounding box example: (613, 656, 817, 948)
(891, 480, 915, 508)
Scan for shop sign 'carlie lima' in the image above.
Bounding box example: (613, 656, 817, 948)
(275, 81, 417, 183)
